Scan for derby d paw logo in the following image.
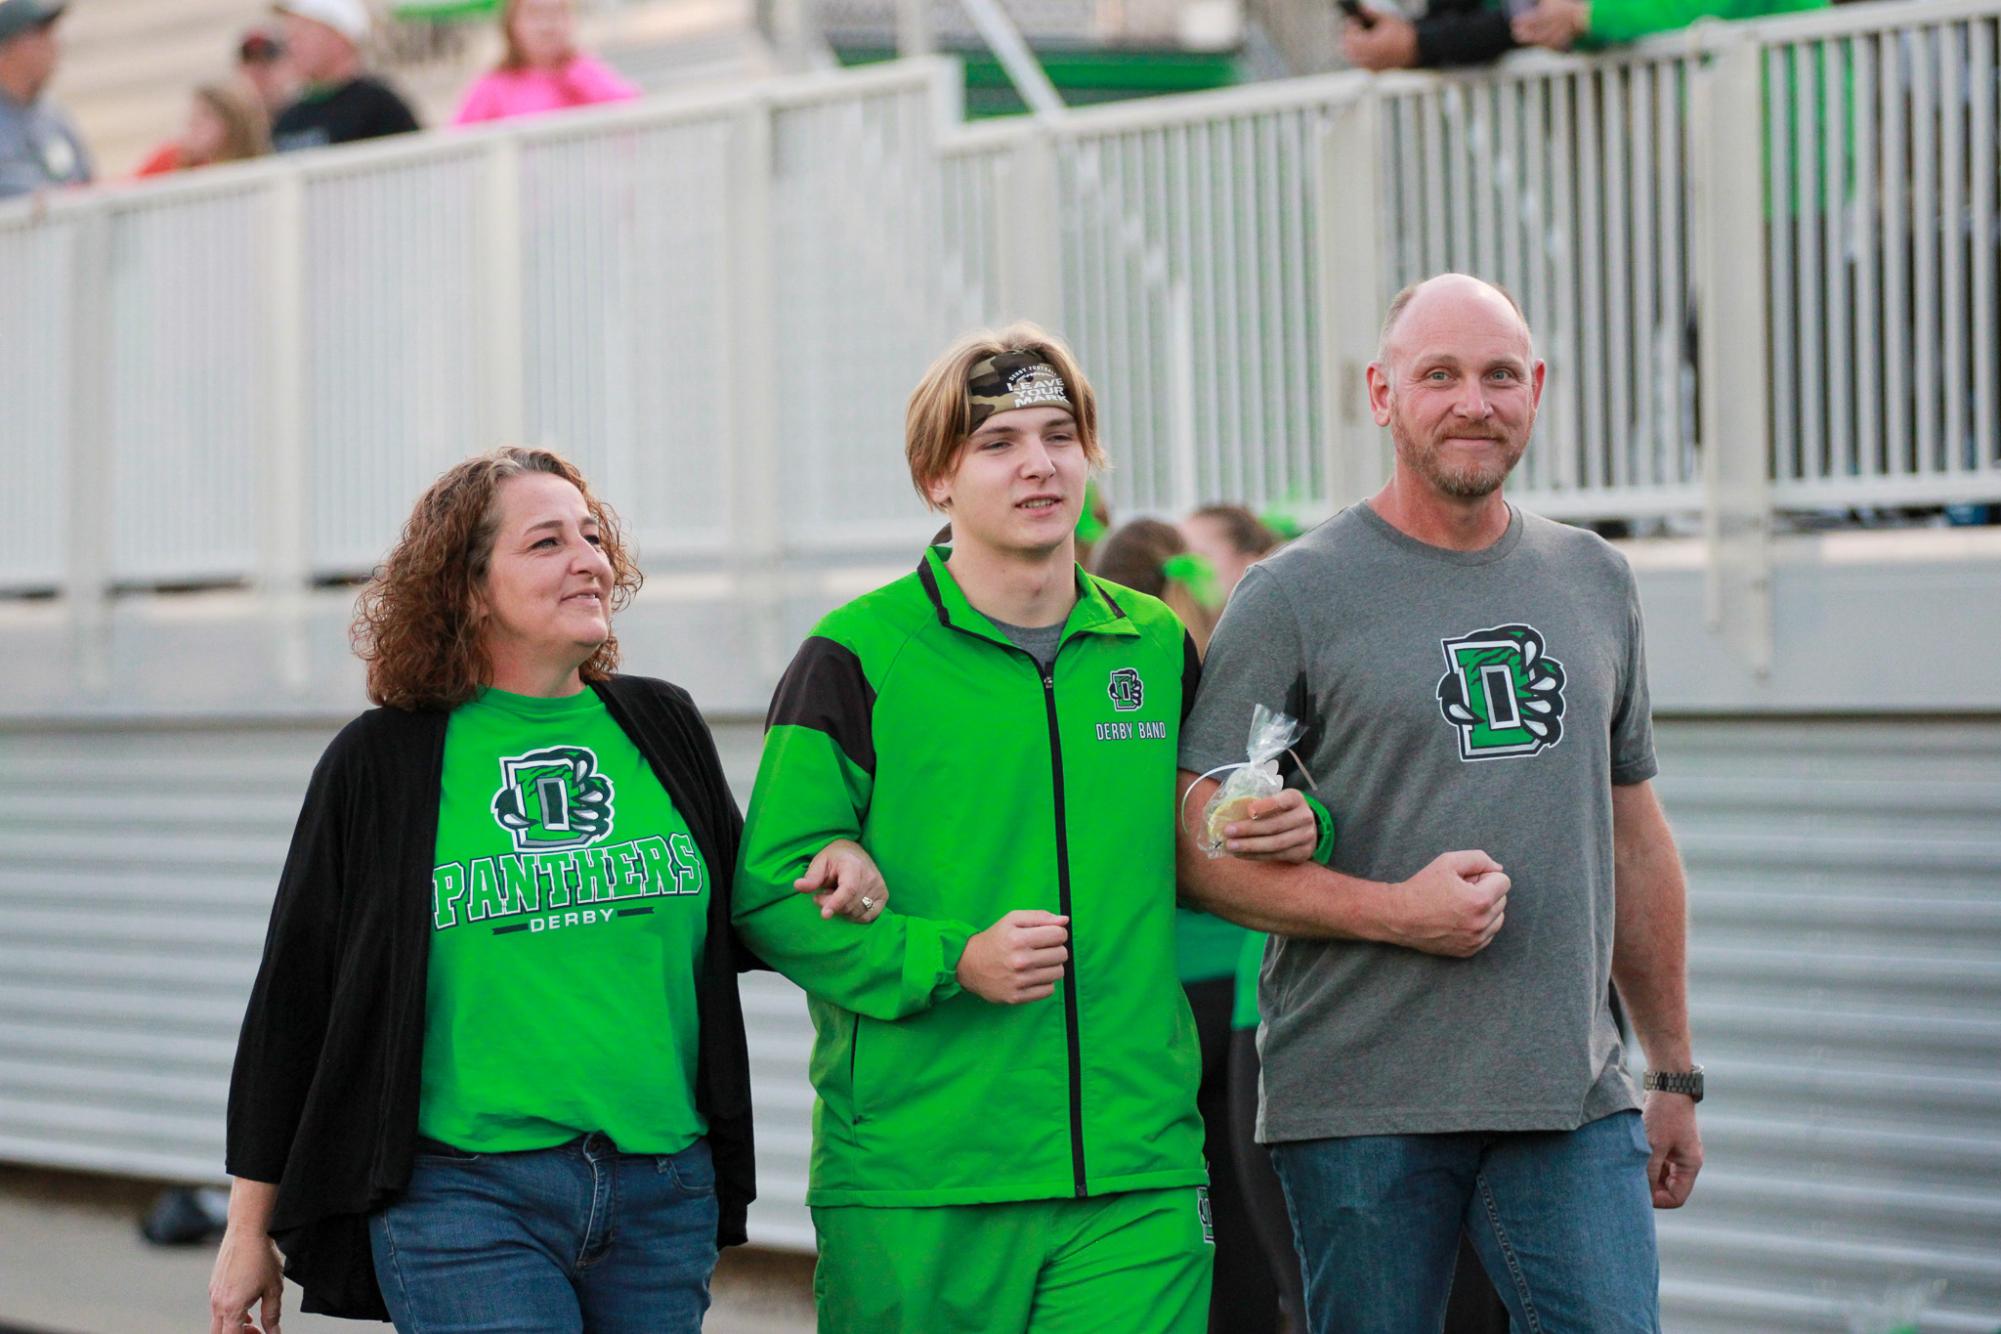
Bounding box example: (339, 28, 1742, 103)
(1436, 625, 1566, 762)
(491, 747, 616, 852)
(1108, 667, 1144, 713)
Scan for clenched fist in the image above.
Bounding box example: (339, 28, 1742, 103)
(1384, 851, 1510, 957)
(956, 910, 1071, 1004)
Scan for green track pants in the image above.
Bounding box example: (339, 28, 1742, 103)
(811, 1186, 1215, 1334)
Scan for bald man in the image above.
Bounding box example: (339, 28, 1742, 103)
(1174, 274, 1701, 1332)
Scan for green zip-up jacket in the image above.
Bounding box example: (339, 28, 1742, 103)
(734, 547, 1206, 1208)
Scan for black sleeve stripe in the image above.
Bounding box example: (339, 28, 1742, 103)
(1093, 579, 1131, 620)
(1180, 630, 1202, 726)
(765, 635, 877, 775)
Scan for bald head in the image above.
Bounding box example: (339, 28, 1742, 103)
(1377, 274, 1532, 369)
(1366, 273, 1545, 503)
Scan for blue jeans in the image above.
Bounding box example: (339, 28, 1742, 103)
(369, 1133, 719, 1334)
(1269, 1110, 1659, 1334)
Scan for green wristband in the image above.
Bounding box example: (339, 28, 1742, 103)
(1302, 793, 1338, 865)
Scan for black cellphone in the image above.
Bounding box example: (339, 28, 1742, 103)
(1337, 0, 1378, 25)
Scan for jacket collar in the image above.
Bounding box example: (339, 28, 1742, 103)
(916, 545, 1138, 650)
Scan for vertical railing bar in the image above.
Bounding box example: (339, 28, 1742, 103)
(1630, 64, 1658, 489)
(1938, 23, 1967, 477)
(1423, 91, 1448, 270)
(1525, 78, 1553, 493)
(1217, 119, 1249, 507)
(1883, 29, 1909, 478)
(1171, 123, 1196, 508)
(1581, 70, 1608, 495)
(1283, 110, 1310, 504)
(1794, 43, 1824, 488)
(1103, 137, 1135, 500)
(1853, 34, 1880, 481)
(1252, 115, 1281, 503)
(1544, 77, 1576, 496)
(1768, 48, 1797, 490)
(1449, 86, 1474, 270)
(1498, 80, 1524, 300)
(1474, 82, 1499, 284)
(1971, 20, 1998, 478)
(1604, 69, 1632, 494)
(1153, 127, 1179, 510)
(1822, 39, 1852, 491)
(1911, 26, 1938, 475)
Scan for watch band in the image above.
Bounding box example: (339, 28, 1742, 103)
(1643, 1065, 1705, 1103)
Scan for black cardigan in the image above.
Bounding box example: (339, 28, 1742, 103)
(225, 675, 756, 1320)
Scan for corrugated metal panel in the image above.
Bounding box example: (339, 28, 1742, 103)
(1654, 719, 2001, 1333)
(5, 713, 1999, 1312)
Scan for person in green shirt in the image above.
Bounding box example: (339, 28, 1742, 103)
(1510, 0, 1827, 51)
(734, 326, 1322, 1333)
(211, 446, 880, 1334)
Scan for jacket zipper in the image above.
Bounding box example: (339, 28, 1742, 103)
(1040, 668, 1089, 1199)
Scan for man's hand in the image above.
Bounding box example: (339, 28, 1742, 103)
(1343, 12, 1420, 70)
(1643, 1092, 1703, 1208)
(956, 910, 1070, 1004)
(1511, 0, 1590, 48)
(1219, 789, 1320, 862)
(794, 838, 888, 923)
(208, 1225, 284, 1333)
(1381, 851, 1509, 956)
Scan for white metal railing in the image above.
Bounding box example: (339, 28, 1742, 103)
(1761, 11, 2001, 507)
(2, 1, 1997, 628)
(1374, 52, 1707, 517)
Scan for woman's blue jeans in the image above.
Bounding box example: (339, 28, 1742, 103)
(1270, 1110, 1660, 1334)
(368, 1132, 719, 1333)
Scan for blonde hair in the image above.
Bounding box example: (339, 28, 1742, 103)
(193, 80, 271, 164)
(904, 322, 1103, 509)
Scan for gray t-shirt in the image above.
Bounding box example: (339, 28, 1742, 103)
(991, 615, 1064, 671)
(1181, 502, 1656, 1141)
(0, 92, 91, 200)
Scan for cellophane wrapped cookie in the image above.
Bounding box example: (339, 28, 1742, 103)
(1197, 704, 1305, 858)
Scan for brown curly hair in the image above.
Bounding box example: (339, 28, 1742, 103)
(352, 447, 642, 711)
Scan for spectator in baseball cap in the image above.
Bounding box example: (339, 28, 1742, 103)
(270, 0, 421, 153)
(0, 0, 91, 200)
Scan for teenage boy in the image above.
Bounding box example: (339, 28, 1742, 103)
(734, 324, 1318, 1333)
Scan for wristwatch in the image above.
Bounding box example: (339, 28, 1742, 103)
(1642, 1066, 1705, 1103)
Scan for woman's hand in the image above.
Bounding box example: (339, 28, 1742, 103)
(1219, 790, 1321, 862)
(1512, 0, 1590, 49)
(208, 1223, 284, 1333)
(794, 838, 889, 923)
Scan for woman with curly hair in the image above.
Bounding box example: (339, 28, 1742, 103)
(207, 447, 882, 1333)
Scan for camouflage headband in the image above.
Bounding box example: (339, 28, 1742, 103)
(966, 351, 1077, 431)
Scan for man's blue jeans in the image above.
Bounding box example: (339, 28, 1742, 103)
(368, 1132, 719, 1333)
(1269, 1110, 1659, 1334)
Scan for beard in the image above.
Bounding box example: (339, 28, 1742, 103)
(1391, 419, 1527, 498)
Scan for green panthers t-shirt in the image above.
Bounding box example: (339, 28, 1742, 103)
(420, 685, 709, 1153)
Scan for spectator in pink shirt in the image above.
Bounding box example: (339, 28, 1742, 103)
(454, 0, 639, 126)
